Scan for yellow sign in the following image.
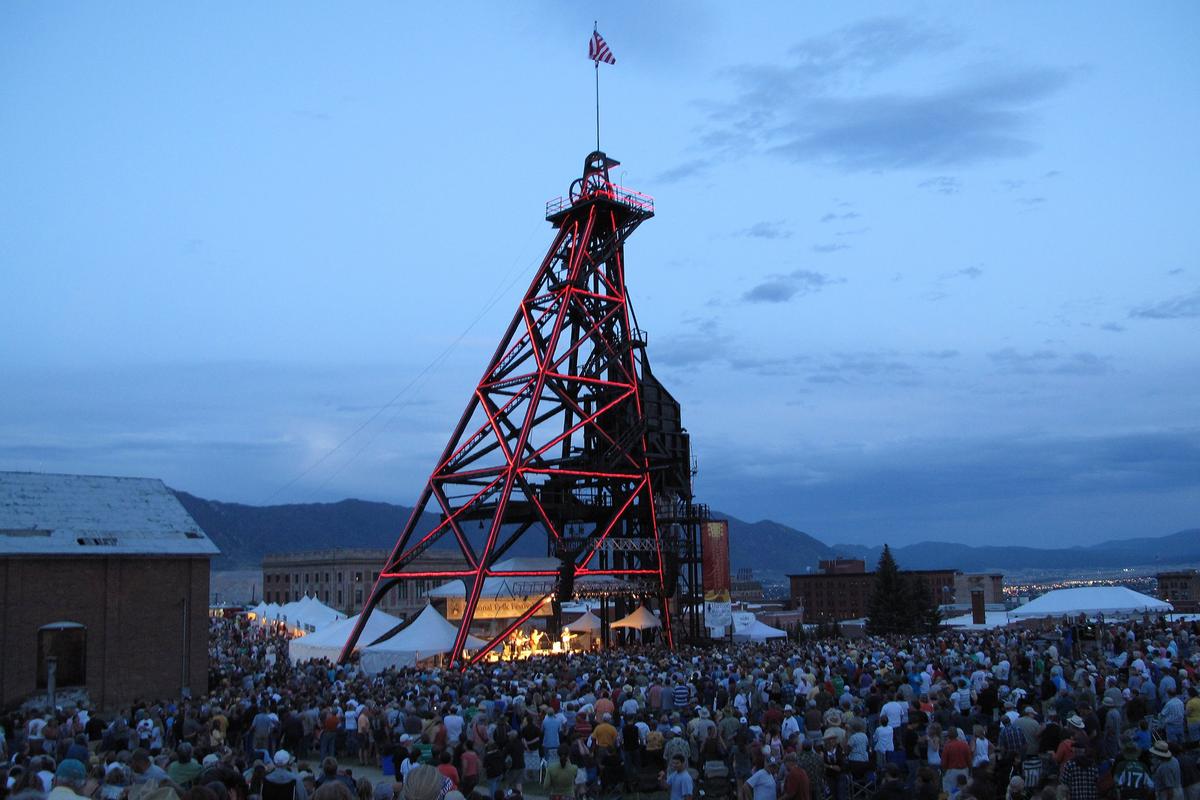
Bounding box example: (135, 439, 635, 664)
(445, 596, 552, 620)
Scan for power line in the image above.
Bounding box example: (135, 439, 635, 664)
(261, 222, 545, 505)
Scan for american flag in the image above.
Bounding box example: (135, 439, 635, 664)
(589, 30, 616, 65)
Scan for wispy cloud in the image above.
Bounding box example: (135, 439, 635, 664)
(743, 269, 843, 303)
(812, 243, 850, 254)
(939, 266, 983, 280)
(736, 220, 792, 239)
(670, 17, 1070, 176)
(1130, 288, 1200, 320)
(988, 348, 1113, 376)
(820, 211, 861, 223)
(919, 176, 962, 194)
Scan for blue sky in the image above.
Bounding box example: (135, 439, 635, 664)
(2, 2, 1197, 548)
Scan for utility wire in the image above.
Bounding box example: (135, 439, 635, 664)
(261, 221, 545, 505)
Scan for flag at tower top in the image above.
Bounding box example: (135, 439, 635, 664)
(589, 30, 616, 65)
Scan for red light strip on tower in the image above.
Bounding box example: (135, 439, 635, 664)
(520, 467, 642, 480)
(380, 569, 476, 579)
(430, 485, 478, 568)
(390, 475, 503, 568)
(578, 568, 661, 576)
(578, 477, 648, 569)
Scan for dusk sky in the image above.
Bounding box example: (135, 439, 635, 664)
(2, 3, 1197, 549)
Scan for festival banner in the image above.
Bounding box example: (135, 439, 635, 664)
(702, 519, 733, 633)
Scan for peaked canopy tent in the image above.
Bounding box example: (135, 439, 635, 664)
(360, 605, 486, 674)
(732, 618, 788, 643)
(611, 605, 661, 630)
(566, 610, 603, 632)
(1009, 587, 1172, 620)
(289, 609, 403, 664)
(279, 596, 345, 634)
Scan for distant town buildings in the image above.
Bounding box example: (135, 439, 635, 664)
(0, 471, 216, 709)
(1158, 569, 1200, 612)
(731, 567, 764, 601)
(261, 547, 465, 616)
(788, 558, 1003, 622)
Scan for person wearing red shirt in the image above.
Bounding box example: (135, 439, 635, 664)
(940, 727, 971, 795)
(780, 753, 811, 800)
(436, 751, 459, 789)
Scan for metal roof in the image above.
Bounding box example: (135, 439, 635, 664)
(0, 471, 219, 557)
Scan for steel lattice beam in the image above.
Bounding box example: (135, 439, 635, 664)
(339, 152, 683, 669)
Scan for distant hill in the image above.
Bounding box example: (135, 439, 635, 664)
(828, 530, 1200, 573)
(172, 491, 441, 570)
(173, 489, 1196, 576)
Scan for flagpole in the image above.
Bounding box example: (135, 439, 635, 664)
(594, 21, 600, 153)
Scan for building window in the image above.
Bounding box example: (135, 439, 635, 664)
(338, 590, 343, 605)
(39, 622, 86, 689)
(356, 589, 363, 604)
(338, 572, 343, 584)
(325, 572, 330, 583)
(354, 572, 363, 583)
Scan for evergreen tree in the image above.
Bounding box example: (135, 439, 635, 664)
(866, 544, 906, 634)
(867, 544, 944, 635)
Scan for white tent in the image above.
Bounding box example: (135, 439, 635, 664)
(566, 610, 603, 632)
(259, 602, 283, 623)
(289, 609, 404, 664)
(732, 618, 788, 642)
(281, 596, 345, 633)
(611, 605, 661, 630)
(941, 610, 1013, 630)
(359, 605, 486, 674)
(247, 602, 269, 620)
(1009, 587, 1172, 620)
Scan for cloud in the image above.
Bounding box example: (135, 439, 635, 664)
(1100, 322, 1126, 333)
(1129, 288, 1200, 320)
(939, 266, 983, 280)
(1168, 268, 1184, 276)
(656, 159, 711, 184)
(919, 176, 962, 194)
(743, 269, 842, 303)
(988, 348, 1113, 375)
(811, 243, 849, 254)
(693, 17, 1070, 173)
(736, 220, 792, 239)
(820, 211, 861, 223)
(1017, 196, 1047, 206)
(809, 351, 918, 384)
(703, 428, 1200, 548)
(652, 318, 732, 367)
(920, 349, 960, 359)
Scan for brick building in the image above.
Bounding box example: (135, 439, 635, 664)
(0, 471, 216, 710)
(1158, 570, 1200, 612)
(788, 560, 957, 622)
(262, 548, 466, 616)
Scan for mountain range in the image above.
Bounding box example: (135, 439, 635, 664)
(173, 490, 1197, 577)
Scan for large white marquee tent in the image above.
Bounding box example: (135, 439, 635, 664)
(359, 605, 486, 674)
(1008, 587, 1172, 620)
(289, 609, 403, 664)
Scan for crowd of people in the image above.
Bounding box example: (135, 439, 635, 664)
(3, 612, 1200, 800)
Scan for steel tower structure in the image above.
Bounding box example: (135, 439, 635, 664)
(340, 152, 706, 668)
